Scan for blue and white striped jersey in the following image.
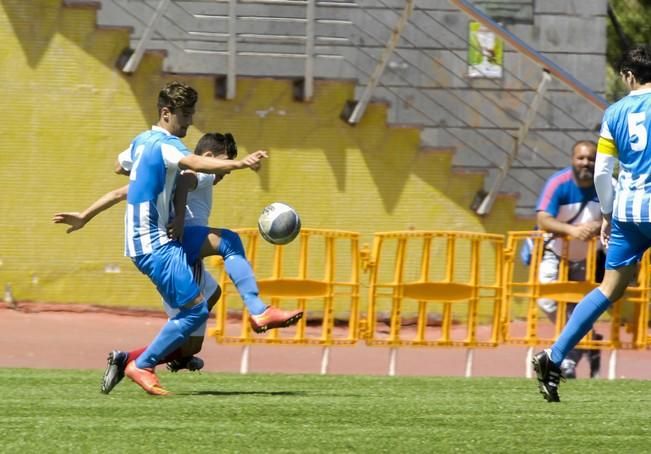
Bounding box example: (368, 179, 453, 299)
(598, 88, 651, 222)
(121, 126, 190, 257)
(119, 151, 216, 229)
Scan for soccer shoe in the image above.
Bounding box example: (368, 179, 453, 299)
(125, 361, 170, 396)
(560, 359, 577, 380)
(167, 355, 205, 373)
(100, 350, 128, 394)
(249, 306, 303, 333)
(532, 349, 564, 403)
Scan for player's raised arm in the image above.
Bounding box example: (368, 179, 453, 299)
(52, 185, 128, 233)
(178, 149, 268, 174)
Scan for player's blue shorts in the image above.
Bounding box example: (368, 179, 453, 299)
(182, 225, 210, 265)
(132, 241, 200, 309)
(605, 219, 651, 269)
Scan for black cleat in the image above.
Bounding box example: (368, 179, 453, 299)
(532, 350, 564, 402)
(167, 356, 204, 373)
(101, 350, 128, 394)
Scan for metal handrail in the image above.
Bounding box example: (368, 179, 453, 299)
(122, 0, 170, 74)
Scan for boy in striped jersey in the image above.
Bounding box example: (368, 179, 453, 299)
(54, 132, 301, 394)
(99, 81, 266, 395)
(533, 45, 651, 402)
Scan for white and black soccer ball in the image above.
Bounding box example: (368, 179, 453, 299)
(257, 202, 301, 245)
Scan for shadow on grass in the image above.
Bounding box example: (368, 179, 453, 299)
(184, 390, 308, 397)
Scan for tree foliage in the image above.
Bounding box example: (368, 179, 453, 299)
(607, 0, 651, 101)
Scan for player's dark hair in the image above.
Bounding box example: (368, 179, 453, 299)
(194, 132, 238, 159)
(619, 45, 651, 85)
(157, 81, 198, 115)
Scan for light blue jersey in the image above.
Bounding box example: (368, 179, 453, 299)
(599, 88, 651, 222)
(122, 126, 190, 257)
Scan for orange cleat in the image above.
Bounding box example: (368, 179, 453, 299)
(125, 361, 170, 396)
(249, 306, 303, 333)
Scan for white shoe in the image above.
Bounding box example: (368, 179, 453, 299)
(560, 359, 577, 379)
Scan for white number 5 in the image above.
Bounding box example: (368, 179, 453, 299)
(627, 112, 648, 152)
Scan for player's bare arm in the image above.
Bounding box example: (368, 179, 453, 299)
(53, 185, 128, 233)
(179, 150, 268, 174)
(536, 211, 571, 236)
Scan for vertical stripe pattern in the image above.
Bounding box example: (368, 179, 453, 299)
(123, 128, 190, 257)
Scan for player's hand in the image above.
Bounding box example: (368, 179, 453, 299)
(52, 212, 87, 234)
(600, 214, 612, 248)
(241, 150, 268, 171)
(568, 223, 594, 241)
(587, 220, 602, 237)
(166, 217, 185, 241)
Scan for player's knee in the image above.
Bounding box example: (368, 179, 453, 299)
(599, 267, 634, 302)
(217, 228, 245, 259)
(183, 299, 210, 323)
(602, 284, 626, 303)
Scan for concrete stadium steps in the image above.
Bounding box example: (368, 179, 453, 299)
(62, 0, 606, 217)
(59, 0, 561, 218)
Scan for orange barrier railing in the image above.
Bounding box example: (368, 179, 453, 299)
(502, 231, 650, 354)
(362, 231, 504, 375)
(205, 228, 651, 377)
(206, 228, 361, 373)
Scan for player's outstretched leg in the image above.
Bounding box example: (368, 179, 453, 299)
(159, 279, 220, 373)
(100, 350, 129, 394)
(533, 288, 615, 401)
(217, 229, 304, 332)
(129, 300, 209, 395)
(532, 350, 564, 402)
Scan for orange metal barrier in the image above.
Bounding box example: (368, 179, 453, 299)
(204, 227, 651, 377)
(364, 231, 504, 349)
(502, 231, 650, 354)
(207, 228, 361, 349)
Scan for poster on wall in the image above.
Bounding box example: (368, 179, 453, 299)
(467, 21, 503, 78)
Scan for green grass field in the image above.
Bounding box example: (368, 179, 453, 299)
(0, 369, 648, 453)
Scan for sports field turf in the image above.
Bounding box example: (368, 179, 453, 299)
(0, 369, 648, 453)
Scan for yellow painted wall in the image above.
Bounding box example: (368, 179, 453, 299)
(0, 0, 532, 310)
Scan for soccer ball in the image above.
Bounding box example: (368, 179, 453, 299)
(257, 202, 301, 245)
